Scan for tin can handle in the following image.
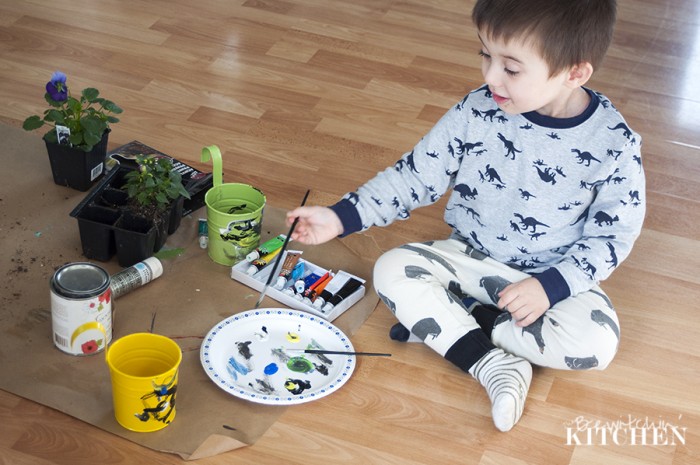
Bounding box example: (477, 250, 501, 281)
(200, 145, 223, 188)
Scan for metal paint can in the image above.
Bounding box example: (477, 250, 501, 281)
(50, 262, 112, 356)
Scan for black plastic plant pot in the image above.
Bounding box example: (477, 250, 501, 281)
(167, 196, 185, 235)
(114, 212, 157, 267)
(44, 130, 110, 192)
(75, 205, 121, 261)
(97, 187, 129, 209)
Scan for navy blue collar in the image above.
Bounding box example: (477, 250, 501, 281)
(522, 88, 599, 129)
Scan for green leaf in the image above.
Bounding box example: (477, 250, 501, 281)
(82, 87, 99, 102)
(22, 115, 44, 131)
(106, 116, 120, 124)
(46, 109, 65, 124)
(44, 93, 63, 108)
(84, 132, 101, 147)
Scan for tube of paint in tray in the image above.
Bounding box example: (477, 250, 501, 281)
(246, 234, 287, 262)
(110, 257, 163, 299)
(303, 271, 330, 299)
(246, 247, 282, 276)
(303, 271, 333, 305)
(321, 277, 363, 312)
(198, 218, 208, 249)
(286, 272, 321, 300)
(273, 251, 302, 290)
(311, 270, 353, 309)
(282, 262, 306, 295)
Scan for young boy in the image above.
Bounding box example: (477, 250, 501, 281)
(287, 0, 644, 432)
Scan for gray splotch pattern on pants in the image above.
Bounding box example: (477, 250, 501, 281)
(374, 239, 620, 370)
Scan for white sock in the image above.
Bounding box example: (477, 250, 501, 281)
(468, 348, 532, 432)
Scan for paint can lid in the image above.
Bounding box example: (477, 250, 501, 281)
(52, 262, 110, 298)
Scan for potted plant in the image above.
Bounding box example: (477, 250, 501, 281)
(23, 71, 123, 191)
(113, 155, 191, 266)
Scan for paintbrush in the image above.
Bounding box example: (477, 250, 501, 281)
(253, 189, 310, 309)
(286, 349, 392, 357)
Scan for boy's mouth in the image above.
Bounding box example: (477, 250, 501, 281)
(492, 92, 509, 105)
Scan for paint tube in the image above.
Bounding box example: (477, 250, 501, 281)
(311, 270, 353, 309)
(281, 262, 305, 296)
(272, 251, 302, 290)
(302, 272, 333, 305)
(321, 277, 363, 312)
(303, 271, 330, 299)
(245, 247, 282, 276)
(246, 234, 287, 262)
(284, 271, 320, 297)
(198, 218, 208, 249)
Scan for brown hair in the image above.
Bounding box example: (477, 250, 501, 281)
(472, 0, 617, 76)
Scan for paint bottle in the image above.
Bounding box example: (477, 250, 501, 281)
(312, 270, 353, 309)
(50, 262, 112, 355)
(273, 251, 302, 290)
(198, 218, 208, 249)
(321, 277, 363, 312)
(110, 257, 164, 299)
(246, 234, 286, 262)
(245, 247, 282, 276)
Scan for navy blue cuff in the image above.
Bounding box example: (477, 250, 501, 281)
(532, 268, 571, 307)
(328, 198, 363, 238)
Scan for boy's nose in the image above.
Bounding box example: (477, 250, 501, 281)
(483, 64, 501, 89)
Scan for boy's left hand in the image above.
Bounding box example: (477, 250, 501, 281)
(497, 277, 550, 328)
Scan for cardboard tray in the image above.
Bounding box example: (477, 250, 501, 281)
(230, 252, 365, 322)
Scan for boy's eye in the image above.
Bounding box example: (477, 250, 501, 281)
(478, 50, 491, 59)
(504, 68, 519, 76)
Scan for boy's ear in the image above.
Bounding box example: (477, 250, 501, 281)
(566, 62, 594, 87)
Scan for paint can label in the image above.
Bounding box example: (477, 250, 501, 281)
(50, 263, 112, 356)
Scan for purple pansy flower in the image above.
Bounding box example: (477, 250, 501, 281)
(46, 71, 68, 102)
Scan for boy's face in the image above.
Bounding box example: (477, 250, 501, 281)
(478, 31, 573, 117)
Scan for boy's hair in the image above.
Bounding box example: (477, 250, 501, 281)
(472, 0, 617, 76)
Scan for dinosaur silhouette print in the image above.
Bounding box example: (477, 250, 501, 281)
(479, 275, 512, 305)
(453, 183, 478, 200)
(472, 107, 502, 122)
(480, 164, 505, 188)
(446, 203, 484, 227)
(404, 265, 432, 280)
(513, 213, 550, 233)
(590, 309, 620, 341)
(469, 231, 489, 253)
(399, 244, 458, 277)
(607, 122, 633, 139)
(405, 150, 420, 173)
(571, 148, 601, 166)
(547, 132, 560, 140)
(565, 355, 599, 370)
(533, 163, 558, 185)
(453, 137, 483, 156)
(605, 242, 618, 269)
(522, 315, 547, 354)
(411, 318, 442, 341)
(377, 291, 397, 315)
(497, 133, 522, 160)
(593, 211, 619, 226)
(573, 256, 597, 280)
(518, 189, 535, 201)
(607, 149, 622, 160)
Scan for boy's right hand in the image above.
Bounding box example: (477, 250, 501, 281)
(286, 206, 344, 245)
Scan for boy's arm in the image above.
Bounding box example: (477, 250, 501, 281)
(329, 101, 470, 236)
(542, 138, 646, 301)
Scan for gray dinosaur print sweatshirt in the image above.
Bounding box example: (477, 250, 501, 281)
(330, 86, 645, 305)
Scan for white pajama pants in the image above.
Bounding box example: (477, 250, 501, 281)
(373, 239, 620, 371)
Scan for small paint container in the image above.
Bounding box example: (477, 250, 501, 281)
(50, 262, 112, 356)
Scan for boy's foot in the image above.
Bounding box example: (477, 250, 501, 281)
(389, 323, 422, 343)
(469, 348, 532, 432)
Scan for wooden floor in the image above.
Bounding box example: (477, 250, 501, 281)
(1, 0, 699, 463)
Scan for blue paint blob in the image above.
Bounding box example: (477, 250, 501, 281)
(264, 363, 279, 375)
